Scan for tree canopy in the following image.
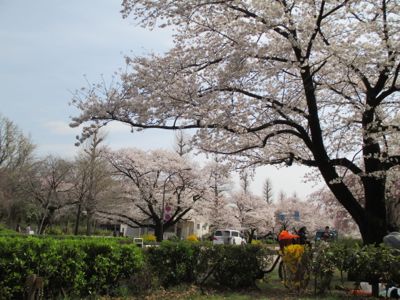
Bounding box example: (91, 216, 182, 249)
(71, 0, 400, 244)
(103, 148, 206, 241)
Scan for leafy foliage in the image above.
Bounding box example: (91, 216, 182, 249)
(145, 242, 274, 289)
(0, 236, 143, 299)
(210, 244, 273, 288)
(306, 240, 400, 294)
(2, 233, 398, 298)
(145, 241, 200, 287)
(344, 244, 400, 284)
(310, 242, 336, 294)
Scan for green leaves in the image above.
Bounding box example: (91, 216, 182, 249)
(145, 242, 273, 289)
(0, 236, 144, 299)
(345, 243, 400, 283)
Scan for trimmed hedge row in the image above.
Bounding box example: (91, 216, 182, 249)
(3, 235, 398, 298)
(144, 240, 400, 292)
(0, 236, 143, 299)
(145, 241, 275, 288)
(0, 236, 275, 298)
(343, 243, 400, 284)
(306, 241, 400, 294)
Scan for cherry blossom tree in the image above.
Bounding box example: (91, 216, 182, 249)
(384, 168, 400, 230)
(22, 156, 74, 234)
(102, 148, 205, 241)
(70, 131, 113, 235)
(274, 194, 322, 235)
(309, 188, 360, 237)
(71, 1, 400, 244)
(230, 190, 275, 243)
(200, 155, 234, 230)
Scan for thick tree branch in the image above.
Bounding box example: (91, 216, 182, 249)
(305, 0, 325, 59)
(382, 155, 400, 170)
(97, 210, 153, 228)
(348, 63, 372, 91)
(218, 87, 308, 117)
(330, 158, 363, 175)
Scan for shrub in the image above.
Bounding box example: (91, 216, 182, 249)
(281, 244, 311, 292)
(306, 241, 400, 295)
(0, 236, 144, 299)
(126, 266, 160, 295)
(145, 241, 200, 287)
(142, 233, 157, 242)
(194, 244, 273, 289)
(45, 226, 64, 235)
(345, 244, 400, 284)
(186, 234, 199, 242)
(143, 242, 275, 289)
(167, 235, 180, 242)
(0, 224, 19, 236)
(251, 239, 262, 245)
(310, 242, 336, 294)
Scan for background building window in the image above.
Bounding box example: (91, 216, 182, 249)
(293, 211, 300, 221)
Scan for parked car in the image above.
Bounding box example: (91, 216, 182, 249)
(314, 229, 338, 241)
(212, 229, 246, 245)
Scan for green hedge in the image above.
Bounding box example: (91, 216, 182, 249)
(0, 237, 275, 298)
(306, 240, 400, 294)
(145, 241, 200, 287)
(0, 236, 143, 299)
(144, 242, 274, 289)
(208, 244, 274, 288)
(344, 243, 400, 284)
(6, 236, 397, 298)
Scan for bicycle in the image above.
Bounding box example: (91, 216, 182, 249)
(261, 240, 311, 292)
(261, 248, 285, 278)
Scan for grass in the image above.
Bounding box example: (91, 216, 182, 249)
(102, 267, 379, 300)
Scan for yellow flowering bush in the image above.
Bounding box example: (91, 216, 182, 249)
(282, 244, 304, 272)
(141, 233, 157, 242)
(281, 244, 310, 292)
(186, 234, 199, 242)
(251, 239, 262, 245)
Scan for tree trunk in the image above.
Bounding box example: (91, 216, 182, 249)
(155, 224, 163, 242)
(325, 176, 388, 245)
(86, 195, 95, 236)
(64, 218, 69, 234)
(315, 155, 388, 244)
(74, 202, 82, 235)
(359, 177, 387, 244)
(38, 206, 56, 235)
(248, 229, 256, 244)
(38, 214, 51, 235)
(86, 212, 93, 236)
(301, 67, 389, 245)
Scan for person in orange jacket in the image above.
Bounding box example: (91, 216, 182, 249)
(278, 229, 300, 250)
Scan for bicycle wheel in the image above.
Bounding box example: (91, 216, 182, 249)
(278, 261, 290, 288)
(299, 261, 311, 290)
(279, 260, 310, 290)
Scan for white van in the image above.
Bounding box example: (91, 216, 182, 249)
(212, 229, 246, 245)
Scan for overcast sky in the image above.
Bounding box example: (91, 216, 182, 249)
(0, 0, 320, 200)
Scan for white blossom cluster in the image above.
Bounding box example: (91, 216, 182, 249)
(71, 1, 400, 239)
